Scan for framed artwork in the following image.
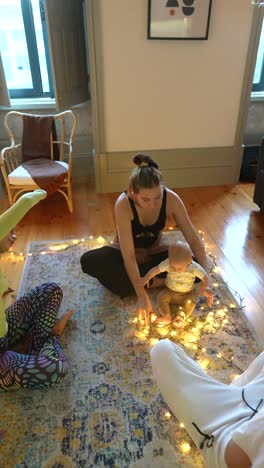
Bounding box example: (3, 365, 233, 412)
(147, 0, 212, 40)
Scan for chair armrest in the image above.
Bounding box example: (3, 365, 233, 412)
(0, 146, 13, 164)
(0, 144, 21, 173)
(1, 144, 21, 157)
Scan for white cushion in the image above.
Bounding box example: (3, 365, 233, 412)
(8, 161, 69, 186)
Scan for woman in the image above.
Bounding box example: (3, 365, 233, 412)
(0, 190, 73, 391)
(81, 154, 208, 324)
(151, 339, 264, 467)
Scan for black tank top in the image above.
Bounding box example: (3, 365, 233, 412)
(127, 188, 167, 248)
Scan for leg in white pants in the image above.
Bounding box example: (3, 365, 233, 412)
(150, 340, 264, 467)
(230, 350, 264, 387)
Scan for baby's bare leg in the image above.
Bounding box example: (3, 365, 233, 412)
(156, 288, 174, 323)
(164, 290, 196, 327)
(183, 290, 197, 318)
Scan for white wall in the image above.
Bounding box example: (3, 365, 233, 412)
(96, 0, 254, 152)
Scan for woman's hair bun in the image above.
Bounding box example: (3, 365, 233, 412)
(133, 153, 159, 170)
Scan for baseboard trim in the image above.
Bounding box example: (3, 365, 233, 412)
(95, 146, 244, 192)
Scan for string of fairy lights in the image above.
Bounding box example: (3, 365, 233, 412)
(1, 229, 246, 456)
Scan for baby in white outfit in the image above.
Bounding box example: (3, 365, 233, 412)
(142, 241, 213, 325)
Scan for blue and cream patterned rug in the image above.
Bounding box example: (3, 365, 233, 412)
(0, 233, 262, 467)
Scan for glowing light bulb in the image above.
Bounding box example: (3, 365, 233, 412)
(50, 244, 68, 251)
(200, 359, 208, 369)
(164, 411, 171, 419)
(150, 338, 159, 346)
(232, 374, 240, 381)
(158, 328, 169, 336)
(135, 331, 146, 340)
(217, 310, 225, 317)
(181, 442, 191, 453)
(180, 422, 184, 428)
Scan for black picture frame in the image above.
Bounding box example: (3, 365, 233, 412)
(147, 0, 212, 41)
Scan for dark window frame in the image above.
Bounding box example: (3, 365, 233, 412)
(252, 17, 264, 94)
(8, 0, 53, 99)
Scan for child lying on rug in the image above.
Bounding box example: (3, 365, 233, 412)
(0, 190, 74, 391)
(142, 241, 213, 326)
(151, 339, 264, 468)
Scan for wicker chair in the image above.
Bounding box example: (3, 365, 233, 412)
(0, 110, 77, 213)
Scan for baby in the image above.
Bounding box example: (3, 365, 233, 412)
(142, 241, 213, 326)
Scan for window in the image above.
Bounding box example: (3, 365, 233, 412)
(252, 17, 264, 93)
(0, 0, 89, 111)
(0, 0, 54, 99)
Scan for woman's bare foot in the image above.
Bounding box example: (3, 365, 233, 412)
(155, 314, 172, 325)
(52, 309, 75, 336)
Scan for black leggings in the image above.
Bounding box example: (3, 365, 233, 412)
(80, 246, 168, 298)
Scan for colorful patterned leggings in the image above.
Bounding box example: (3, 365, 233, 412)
(0, 283, 68, 391)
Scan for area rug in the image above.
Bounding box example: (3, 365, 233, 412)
(0, 232, 263, 468)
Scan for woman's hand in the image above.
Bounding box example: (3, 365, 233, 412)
(137, 293, 153, 326)
(204, 287, 214, 307)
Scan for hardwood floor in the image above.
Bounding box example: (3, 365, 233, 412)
(1, 179, 264, 343)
